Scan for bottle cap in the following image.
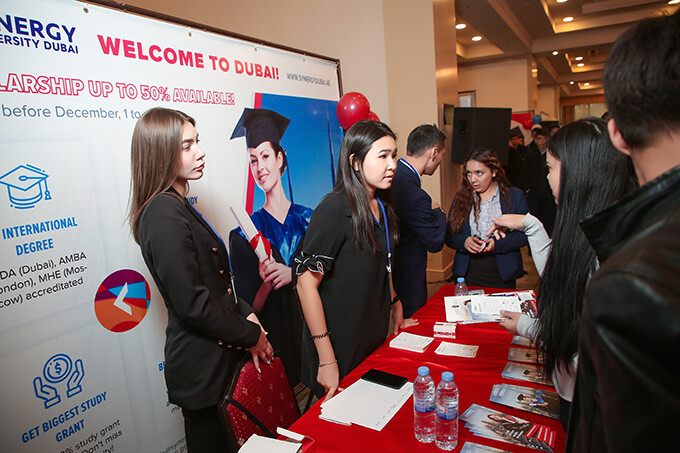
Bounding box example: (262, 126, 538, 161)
(456, 277, 465, 283)
(442, 371, 454, 382)
(418, 366, 430, 376)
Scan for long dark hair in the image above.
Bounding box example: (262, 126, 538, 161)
(332, 120, 399, 251)
(448, 148, 511, 234)
(128, 107, 195, 244)
(536, 117, 637, 377)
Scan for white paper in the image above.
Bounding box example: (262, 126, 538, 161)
(238, 434, 301, 453)
(319, 379, 413, 431)
(435, 341, 479, 358)
(229, 204, 269, 260)
(389, 332, 434, 352)
(444, 295, 474, 322)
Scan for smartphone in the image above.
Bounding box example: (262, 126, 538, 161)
(360, 369, 408, 390)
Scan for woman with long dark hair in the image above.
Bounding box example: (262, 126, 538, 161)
(129, 107, 273, 452)
(489, 117, 637, 424)
(295, 120, 416, 401)
(445, 148, 528, 289)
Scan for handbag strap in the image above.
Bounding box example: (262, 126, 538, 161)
(223, 394, 276, 438)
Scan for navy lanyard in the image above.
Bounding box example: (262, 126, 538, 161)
(376, 198, 392, 273)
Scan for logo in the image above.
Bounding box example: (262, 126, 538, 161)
(95, 269, 151, 332)
(33, 353, 84, 409)
(0, 164, 52, 209)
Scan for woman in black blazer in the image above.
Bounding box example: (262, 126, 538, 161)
(129, 107, 273, 453)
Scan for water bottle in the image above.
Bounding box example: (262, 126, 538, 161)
(454, 277, 469, 296)
(435, 371, 459, 451)
(413, 366, 435, 443)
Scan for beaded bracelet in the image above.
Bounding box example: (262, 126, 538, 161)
(311, 331, 330, 340)
(318, 360, 338, 368)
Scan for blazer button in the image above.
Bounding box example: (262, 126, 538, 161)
(227, 288, 232, 295)
(227, 345, 232, 348)
(211, 247, 218, 253)
(236, 346, 242, 350)
(217, 340, 224, 346)
(219, 269, 225, 275)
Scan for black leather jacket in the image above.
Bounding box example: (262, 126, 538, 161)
(567, 164, 680, 451)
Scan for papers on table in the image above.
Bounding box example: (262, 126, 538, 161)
(435, 341, 479, 358)
(444, 291, 537, 323)
(461, 442, 512, 453)
(490, 384, 560, 420)
(389, 332, 433, 353)
(461, 404, 555, 452)
(508, 347, 541, 364)
(502, 362, 553, 387)
(319, 379, 413, 431)
(434, 321, 457, 339)
(512, 335, 533, 347)
(238, 434, 301, 453)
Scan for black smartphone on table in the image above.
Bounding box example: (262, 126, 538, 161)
(360, 369, 408, 389)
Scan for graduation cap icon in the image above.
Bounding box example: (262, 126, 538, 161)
(0, 164, 52, 209)
(230, 108, 290, 149)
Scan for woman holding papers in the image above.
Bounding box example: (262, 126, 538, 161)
(296, 120, 416, 400)
(229, 108, 312, 384)
(488, 117, 636, 424)
(445, 148, 529, 289)
(129, 107, 272, 453)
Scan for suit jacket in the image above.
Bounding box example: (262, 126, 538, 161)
(392, 160, 447, 318)
(445, 187, 528, 282)
(138, 189, 260, 410)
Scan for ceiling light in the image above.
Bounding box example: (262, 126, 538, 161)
(584, 82, 590, 87)
(557, 0, 568, 3)
(570, 81, 574, 85)
(575, 56, 583, 61)
(563, 16, 574, 22)
(577, 63, 585, 67)
(455, 23, 467, 30)
(552, 50, 559, 56)
(471, 36, 482, 42)
(669, 0, 680, 5)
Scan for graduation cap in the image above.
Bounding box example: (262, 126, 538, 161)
(0, 164, 52, 209)
(230, 108, 291, 148)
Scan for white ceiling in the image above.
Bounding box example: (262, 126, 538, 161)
(454, 0, 679, 97)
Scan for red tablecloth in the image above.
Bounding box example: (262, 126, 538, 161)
(288, 285, 565, 452)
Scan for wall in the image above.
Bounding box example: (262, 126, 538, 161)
(537, 85, 560, 121)
(458, 58, 534, 111)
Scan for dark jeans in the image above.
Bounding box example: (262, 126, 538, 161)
(182, 406, 232, 453)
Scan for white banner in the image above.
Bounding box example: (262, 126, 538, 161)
(0, 1, 341, 451)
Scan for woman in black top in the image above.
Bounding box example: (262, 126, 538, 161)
(128, 107, 273, 452)
(296, 120, 417, 401)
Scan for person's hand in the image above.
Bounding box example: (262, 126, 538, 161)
(317, 362, 342, 402)
(486, 214, 527, 240)
(260, 259, 293, 290)
(498, 310, 521, 336)
(390, 300, 419, 334)
(480, 237, 495, 253)
(246, 313, 273, 372)
(432, 201, 441, 210)
(464, 236, 486, 253)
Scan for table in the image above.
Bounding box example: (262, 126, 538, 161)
(288, 284, 566, 452)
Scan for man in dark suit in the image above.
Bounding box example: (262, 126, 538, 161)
(392, 125, 447, 318)
(521, 127, 556, 235)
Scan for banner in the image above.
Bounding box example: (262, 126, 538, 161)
(0, 1, 342, 451)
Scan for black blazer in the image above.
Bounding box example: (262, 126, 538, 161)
(392, 160, 447, 318)
(138, 189, 260, 410)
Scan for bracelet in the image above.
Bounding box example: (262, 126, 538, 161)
(318, 360, 338, 368)
(311, 331, 330, 340)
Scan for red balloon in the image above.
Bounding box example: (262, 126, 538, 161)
(523, 119, 533, 130)
(336, 92, 370, 129)
(366, 111, 380, 122)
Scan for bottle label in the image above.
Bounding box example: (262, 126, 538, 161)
(415, 399, 434, 413)
(436, 403, 458, 420)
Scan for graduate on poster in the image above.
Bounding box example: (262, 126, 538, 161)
(228, 108, 313, 385)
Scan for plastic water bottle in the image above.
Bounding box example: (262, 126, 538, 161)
(454, 277, 469, 296)
(435, 371, 459, 451)
(413, 366, 435, 443)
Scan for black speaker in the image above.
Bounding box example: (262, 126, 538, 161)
(451, 107, 512, 165)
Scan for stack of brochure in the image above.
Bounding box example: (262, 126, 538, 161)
(460, 442, 512, 453)
(460, 404, 555, 452)
(490, 384, 560, 419)
(502, 362, 553, 387)
(507, 347, 542, 364)
(444, 291, 537, 323)
(389, 331, 433, 353)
